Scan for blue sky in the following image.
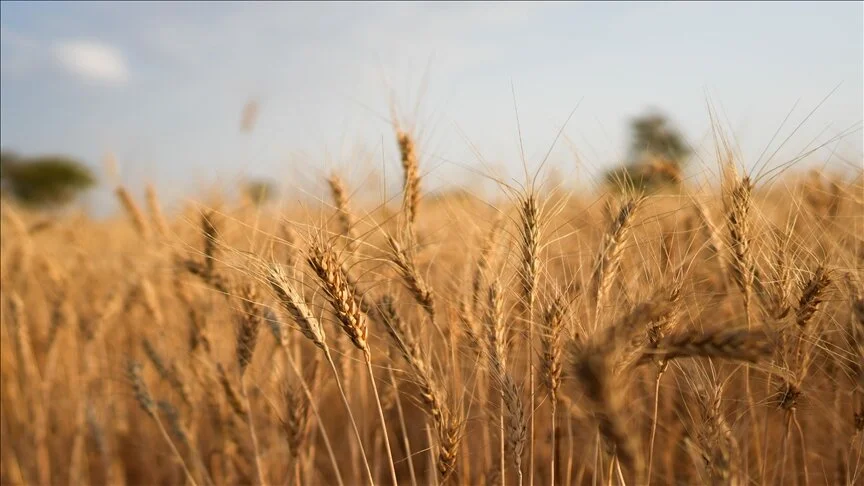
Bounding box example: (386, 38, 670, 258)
(1, 1, 862, 214)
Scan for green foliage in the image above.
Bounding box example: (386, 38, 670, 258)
(1, 151, 97, 208)
(627, 113, 691, 167)
(606, 112, 691, 193)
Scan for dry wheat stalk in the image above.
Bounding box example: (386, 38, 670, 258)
(142, 339, 192, 407)
(126, 360, 199, 486)
(386, 236, 436, 322)
(720, 169, 765, 479)
(397, 130, 420, 230)
(724, 177, 755, 308)
(215, 363, 248, 423)
(308, 240, 368, 353)
(145, 183, 170, 238)
(693, 383, 741, 486)
(267, 265, 327, 350)
(308, 239, 399, 485)
(796, 266, 831, 329)
(692, 197, 729, 286)
(236, 282, 262, 376)
(517, 193, 541, 317)
(262, 258, 370, 485)
(378, 294, 464, 480)
(328, 173, 359, 250)
(591, 197, 642, 322)
(472, 216, 504, 315)
(570, 341, 643, 481)
(640, 327, 773, 365)
(540, 297, 565, 404)
(115, 185, 150, 239)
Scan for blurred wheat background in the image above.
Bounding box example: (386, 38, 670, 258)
(1, 111, 863, 486)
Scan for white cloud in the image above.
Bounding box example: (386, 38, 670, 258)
(54, 40, 129, 85)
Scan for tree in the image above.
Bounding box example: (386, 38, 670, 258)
(242, 178, 278, 207)
(0, 151, 97, 209)
(605, 111, 691, 192)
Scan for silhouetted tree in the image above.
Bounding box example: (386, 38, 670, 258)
(242, 178, 277, 206)
(606, 111, 691, 192)
(1, 151, 97, 208)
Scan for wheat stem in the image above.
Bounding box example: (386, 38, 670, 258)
(324, 348, 376, 486)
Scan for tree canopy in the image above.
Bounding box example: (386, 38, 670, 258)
(242, 178, 278, 206)
(606, 111, 692, 192)
(1, 151, 97, 209)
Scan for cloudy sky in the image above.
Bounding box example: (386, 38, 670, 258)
(1, 2, 862, 213)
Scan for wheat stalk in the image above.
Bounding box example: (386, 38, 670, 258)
(115, 185, 151, 239)
(591, 197, 642, 324)
(328, 173, 359, 251)
(126, 360, 199, 486)
(397, 130, 420, 232)
(386, 235, 436, 323)
(145, 183, 170, 238)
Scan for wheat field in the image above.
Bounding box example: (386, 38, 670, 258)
(1, 125, 863, 486)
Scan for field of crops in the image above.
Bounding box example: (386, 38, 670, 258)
(1, 126, 862, 486)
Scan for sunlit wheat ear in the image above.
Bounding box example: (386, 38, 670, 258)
(266, 264, 326, 350)
(386, 235, 436, 322)
(8, 292, 39, 384)
(264, 257, 371, 485)
(640, 270, 685, 371)
(436, 409, 466, 482)
(472, 216, 503, 315)
(310, 237, 398, 485)
(327, 173, 358, 250)
(379, 294, 463, 480)
(397, 129, 420, 230)
(145, 183, 170, 238)
(591, 196, 642, 321)
(482, 281, 526, 482)
(307, 240, 367, 353)
(236, 282, 262, 376)
(796, 265, 831, 329)
(540, 296, 565, 402)
(181, 212, 231, 295)
(692, 384, 740, 485)
(759, 228, 795, 320)
(724, 176, 755, 304)
(484, 281, 507, 374)
(115, 185, 150, 239)
(280, 221, 301, 267)
(378, 295, 423, 375)
(517, 192, 540, 316)
(379, 294, 441, 416)
(283, 363, 319, 461)
(501, 373, 527, 477)
(637, 327, 774, 366)
(201, 210, 219, 276)
(789, 266, 832, 385)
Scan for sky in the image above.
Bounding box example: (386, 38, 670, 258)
(1, 1, 862, 215)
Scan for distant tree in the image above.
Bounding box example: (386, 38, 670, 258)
(242, 178, 277, 206)
(606, 111, 691, 192)
(1, 151, 97, 209)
